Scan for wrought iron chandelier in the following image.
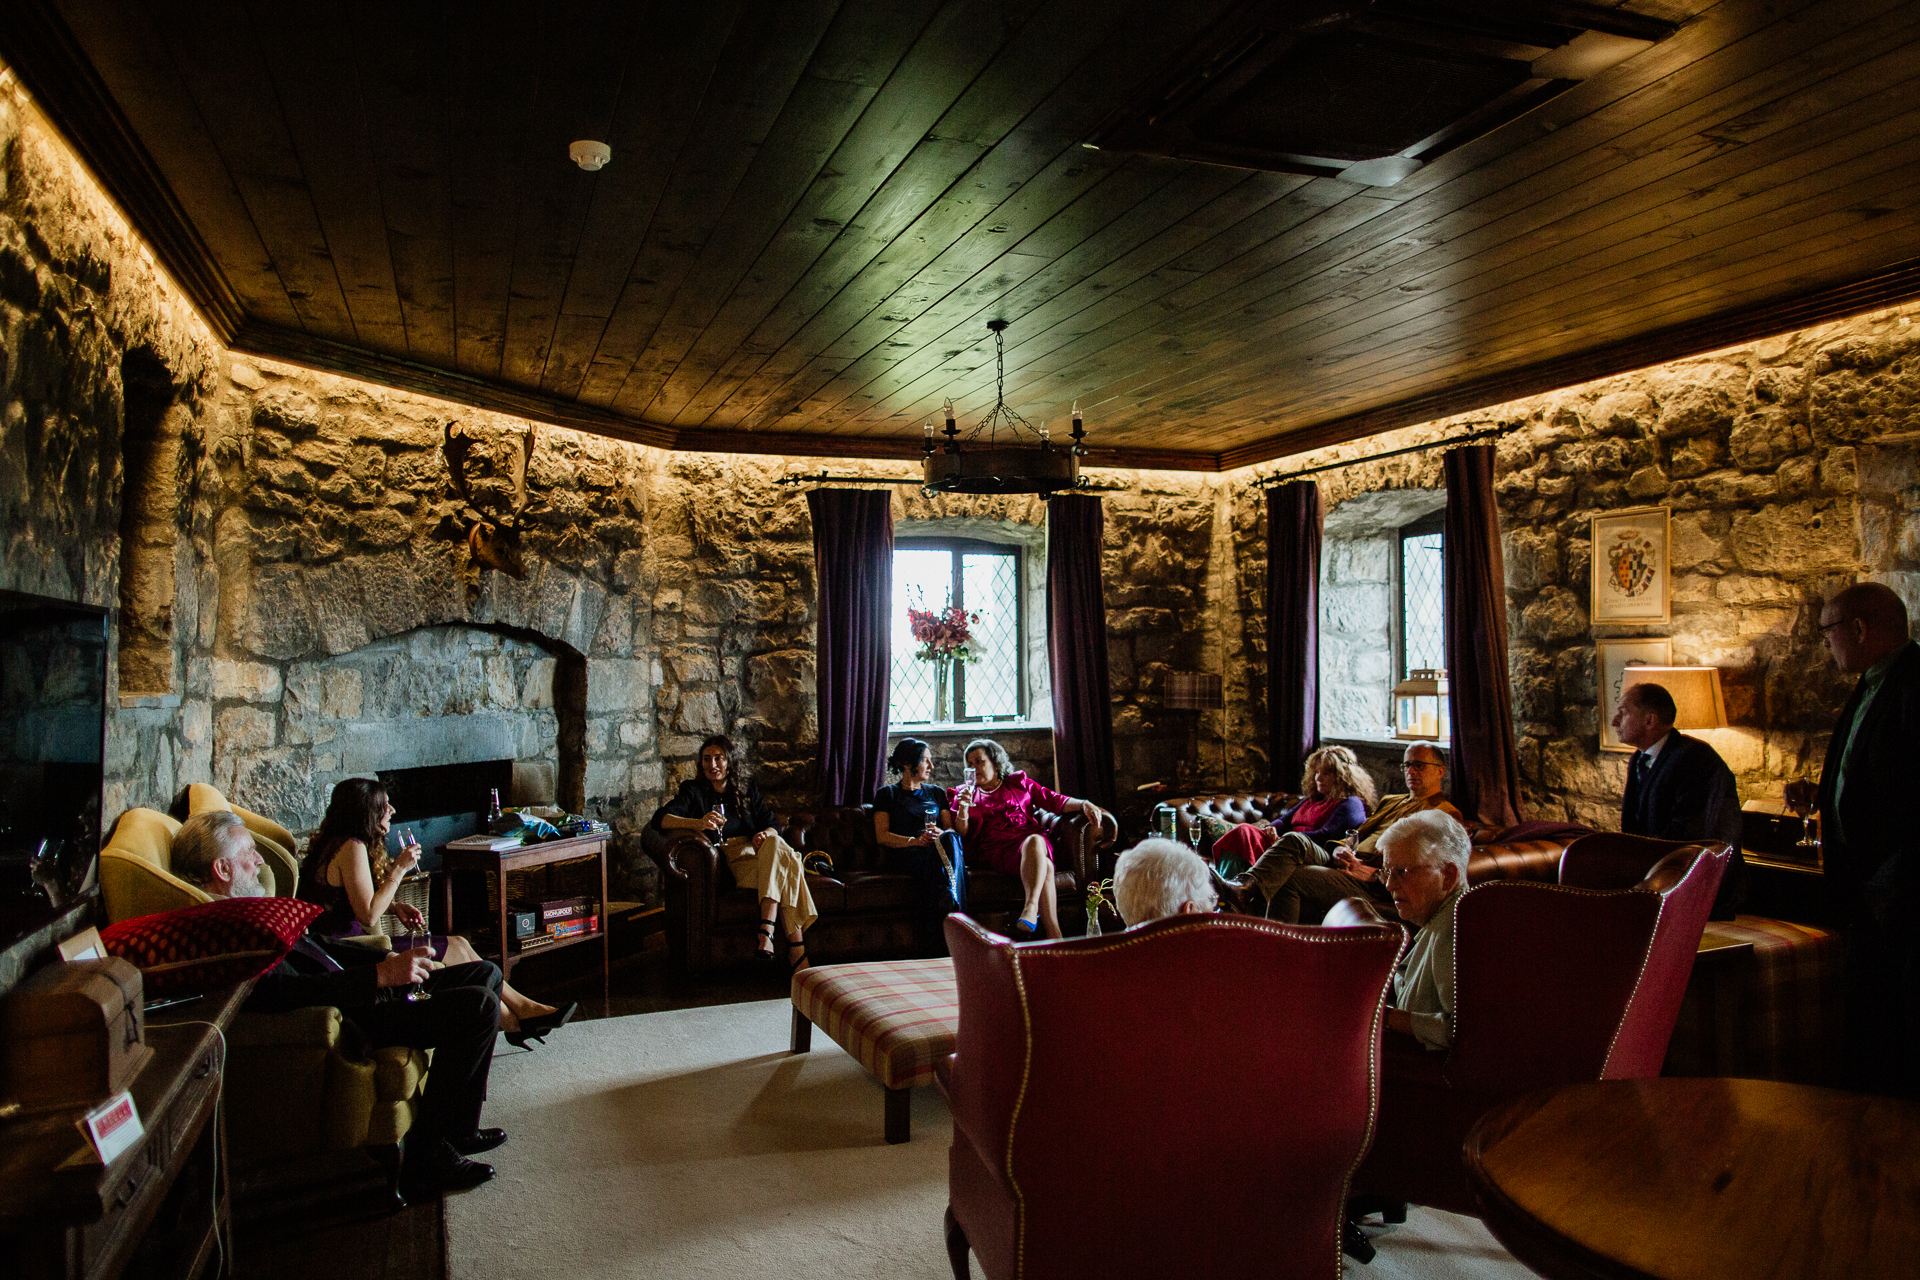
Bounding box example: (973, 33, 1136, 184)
(922, 320, 1085, 495)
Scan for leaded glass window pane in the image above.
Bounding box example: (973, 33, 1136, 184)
(1401, 530, 1445, 677)
(889, 541, 1024, 726)
(960, 552, 1020, 718)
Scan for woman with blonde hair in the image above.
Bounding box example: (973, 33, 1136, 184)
(1208, 745, 1374, 870)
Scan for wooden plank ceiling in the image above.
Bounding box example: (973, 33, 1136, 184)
(8, 0, 1920, 470)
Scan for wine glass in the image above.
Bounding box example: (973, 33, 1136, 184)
(1782, 773, 1819, 849)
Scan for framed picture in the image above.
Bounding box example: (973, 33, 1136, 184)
(1590, 506, 1671, 624)
(1598, 638, 1673, 753)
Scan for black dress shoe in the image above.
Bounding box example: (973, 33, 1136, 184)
(400, 1151, 495, 1202)
(450, 1127, 508, 1155)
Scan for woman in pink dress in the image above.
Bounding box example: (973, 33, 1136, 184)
(953, 738, 1101, 940)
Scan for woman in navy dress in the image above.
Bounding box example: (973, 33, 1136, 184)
(872, 738, 966, 925)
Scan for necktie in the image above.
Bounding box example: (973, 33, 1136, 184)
(1631, 753, 1650, 828)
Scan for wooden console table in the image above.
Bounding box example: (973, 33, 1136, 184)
(438, 833, 610, 1003)
(0, 982, 247, 1280)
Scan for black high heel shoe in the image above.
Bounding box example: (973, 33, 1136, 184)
(754, 919, 778, 965)
(503, 1001, 577, 1049)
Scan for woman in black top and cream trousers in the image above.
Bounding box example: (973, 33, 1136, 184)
(653, 734, 817, 971)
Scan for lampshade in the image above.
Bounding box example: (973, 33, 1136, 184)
(1619, 666, 1727, 729)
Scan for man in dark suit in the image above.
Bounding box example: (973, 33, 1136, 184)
(1817, 581, 1920, 1099)
(172, 811, 508, 1199)
(1612, 680, 1746, 919)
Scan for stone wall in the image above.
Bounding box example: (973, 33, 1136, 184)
(16, 56, 1920, 882)
(1254, 303, 1920, 828)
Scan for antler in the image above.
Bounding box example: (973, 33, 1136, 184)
(444, 420, 478, 511)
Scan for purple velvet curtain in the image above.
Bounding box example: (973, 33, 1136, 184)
(1266, 482, 1324, 791)
(808, 488, 893, 807)
(1046, 494, 1117, 812)
(1443, 446, 1523, 827)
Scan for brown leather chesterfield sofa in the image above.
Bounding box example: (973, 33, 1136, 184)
(645, 804, 1118, 974)
(1158, 792, 1584, 886)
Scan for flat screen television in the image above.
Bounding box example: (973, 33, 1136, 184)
(0, 590, 109, 949)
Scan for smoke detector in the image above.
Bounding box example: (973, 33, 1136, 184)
(568, 140, 611, 172)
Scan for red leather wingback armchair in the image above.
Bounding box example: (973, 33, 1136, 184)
(1350, 838, 1731, 1216)
(940, 911, 1404, 1280)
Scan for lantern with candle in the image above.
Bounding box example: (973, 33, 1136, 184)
(1390, 668, 1449, 741)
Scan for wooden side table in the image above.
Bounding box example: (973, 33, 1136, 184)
(437, 833, 610, 1005)
(0, 982, 248, 1280)
(1465, 1077, 1920, 1279)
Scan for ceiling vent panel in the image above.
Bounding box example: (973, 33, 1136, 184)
(1087, 1, 1680, 186)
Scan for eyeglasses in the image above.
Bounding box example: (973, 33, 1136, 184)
(1819, 618, 1855, 634)
(1379, 863, 1436, 885)
(1403, 762, 1441, 772)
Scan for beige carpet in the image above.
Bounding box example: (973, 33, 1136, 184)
(448, 998, 1540, 1279)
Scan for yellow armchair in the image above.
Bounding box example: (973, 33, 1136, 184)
(98, 793, 425, 1180)
(100, 808, 208, 922)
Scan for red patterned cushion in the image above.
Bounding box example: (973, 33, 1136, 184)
(101, 897, 324, 997)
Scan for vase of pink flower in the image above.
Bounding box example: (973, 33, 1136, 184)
(907, 599, 981, 723)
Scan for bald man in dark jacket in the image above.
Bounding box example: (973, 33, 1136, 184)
(1614, 681, 1746, 919)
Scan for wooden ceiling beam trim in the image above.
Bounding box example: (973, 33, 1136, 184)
(567, 0, 846, 407)
(229, 316, 1228, 470)
(647, 0, 999, 428)
(245, 2, 409, 358)
(1, 0, 257, 340)
(233, 320, 677, 448)
(1218, 255, 1920, 472)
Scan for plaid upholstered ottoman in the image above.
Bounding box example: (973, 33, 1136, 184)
(790, 957, 958, 1144)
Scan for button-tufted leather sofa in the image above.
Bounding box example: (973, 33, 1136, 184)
(1157, 792, 1583, 886)
(644, 803, 1118, 974)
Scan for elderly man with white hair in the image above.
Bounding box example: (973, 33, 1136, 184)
(1371, 808, 1471, 1050)
(171, 809, 508, 1201)
(1112, 838, 1219, 926)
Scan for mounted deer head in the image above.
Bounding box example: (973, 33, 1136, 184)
(442, 421, 535, 579)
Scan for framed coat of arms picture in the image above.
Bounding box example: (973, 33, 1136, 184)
(1590, 506, 1671, 625)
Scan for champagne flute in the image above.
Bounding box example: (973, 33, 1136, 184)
(1782, 773, 1819, 849)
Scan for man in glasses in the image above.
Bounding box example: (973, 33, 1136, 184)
(1214, 742, 1463, 924)
(1376, 809, 1471, 1050)
(1817, 581, 1920, 1098)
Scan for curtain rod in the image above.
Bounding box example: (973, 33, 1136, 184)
(1254, 423, 1521, 489)
(771, 472, 1127, 492)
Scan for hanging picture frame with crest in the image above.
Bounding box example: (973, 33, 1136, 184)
(1590, 505, 1671, 625)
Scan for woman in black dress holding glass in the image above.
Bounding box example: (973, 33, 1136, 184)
(653, 734, 816, 970)
(872, 738, 966, 924)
